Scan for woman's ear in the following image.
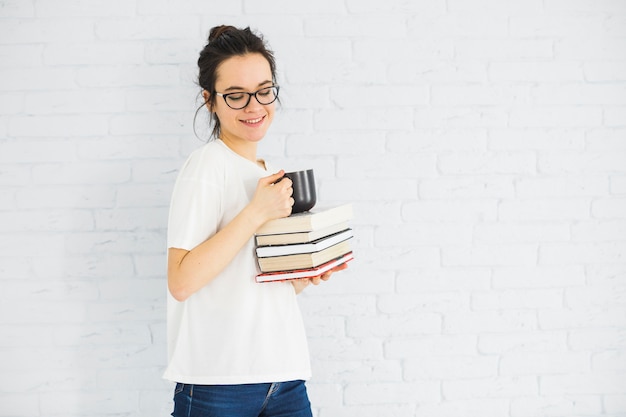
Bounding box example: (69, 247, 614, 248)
(202, 90, 212, 111)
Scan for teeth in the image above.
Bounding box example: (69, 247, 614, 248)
(244, 117, 263, 124)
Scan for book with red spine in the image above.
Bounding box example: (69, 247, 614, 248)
(255, 252, 354, 283)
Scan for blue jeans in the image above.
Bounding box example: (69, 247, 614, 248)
(171, 380, 313, 417)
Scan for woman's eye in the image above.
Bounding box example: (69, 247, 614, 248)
(258, 89, 271, 97)
(228, 93, 245, 101)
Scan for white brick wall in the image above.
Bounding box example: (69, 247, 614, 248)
(1, 0, 625, 416)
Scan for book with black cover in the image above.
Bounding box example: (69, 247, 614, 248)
(256, 229, 353, 258)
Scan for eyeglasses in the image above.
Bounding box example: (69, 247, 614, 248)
(215, 85, 280, 110)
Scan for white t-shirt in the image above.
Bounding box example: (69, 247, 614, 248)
(163, 139, 311, 385)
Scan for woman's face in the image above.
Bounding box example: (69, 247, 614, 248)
(210, 53, 276, 146)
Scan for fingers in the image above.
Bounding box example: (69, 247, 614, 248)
(257, 170, 293, 198)
(270, 171, 293, 210)
(262, 171, 293, 195)
(262, 170, 285, 185)
(292, 263, 349, 294)
(263, 170, 293, 188)
(312, 263, 348, 284)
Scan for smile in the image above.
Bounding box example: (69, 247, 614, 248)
(241, 116, 265, 125)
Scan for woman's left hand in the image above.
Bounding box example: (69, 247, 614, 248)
(291, 263, 349, 294)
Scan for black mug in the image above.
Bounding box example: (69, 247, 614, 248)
(284, 169, 316, 214)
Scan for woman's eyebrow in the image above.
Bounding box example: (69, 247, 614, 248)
(223, 80, 273, 92)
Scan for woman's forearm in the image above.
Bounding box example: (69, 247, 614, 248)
(168, 171, 293, 301)
(167, 205, 265, 302)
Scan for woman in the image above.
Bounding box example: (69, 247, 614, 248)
(165, 25, 346, 417)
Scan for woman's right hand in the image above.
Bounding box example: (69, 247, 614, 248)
(250, 170, 294, 224)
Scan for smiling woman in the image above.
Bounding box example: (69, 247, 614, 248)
(205, 53, 277, 155)
(196, 26, 279, 140)
(163, 25, 347, 417)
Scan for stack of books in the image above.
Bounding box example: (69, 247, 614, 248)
(254, 204, 354, 282)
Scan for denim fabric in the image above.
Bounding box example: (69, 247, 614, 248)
(171, 379, 313, 417)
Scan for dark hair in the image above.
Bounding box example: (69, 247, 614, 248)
(194, 25, 278, 140)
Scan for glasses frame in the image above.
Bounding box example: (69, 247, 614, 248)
(215, 85, 280, 110)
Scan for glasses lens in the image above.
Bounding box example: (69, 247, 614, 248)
(256, 86, 279, 105)
(225, 93, 250, 110)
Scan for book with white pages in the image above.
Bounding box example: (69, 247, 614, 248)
(256, 229, 353, 258)
(256, 239, 352, 272)
(255, 221, 350, 246)
(255, 204, 353, 235)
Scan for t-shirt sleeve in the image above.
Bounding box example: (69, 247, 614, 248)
(167, 175, 222, 251)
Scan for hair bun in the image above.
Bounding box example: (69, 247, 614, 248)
(208, 25, 236, 42)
